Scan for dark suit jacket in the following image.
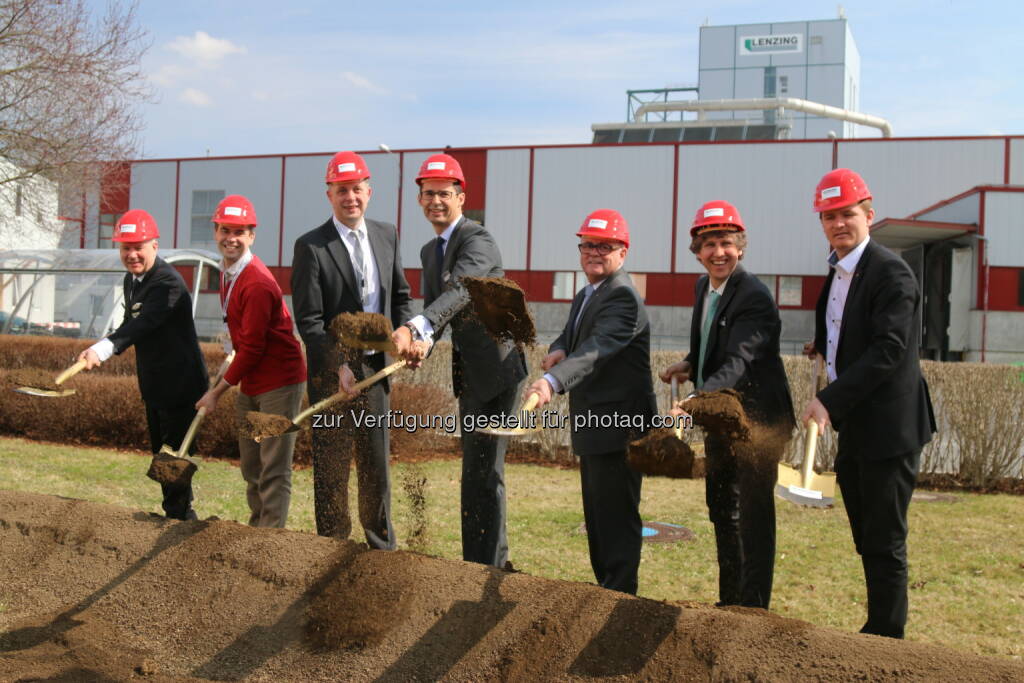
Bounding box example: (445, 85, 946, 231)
(813, 240, 936, 459)
(419, 216, 526, 403)
(291, 217, 412, 396)
(685, 265, 794, 427)
(547, 268, 657, 456)
(108, 257, 207, 409)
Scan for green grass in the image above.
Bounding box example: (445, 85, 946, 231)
(1, 435, 1021, 661)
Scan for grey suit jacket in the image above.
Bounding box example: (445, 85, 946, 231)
(291, 217, 412, 395)
(419, 216, 526, 403)
(548, 268, 657, 456)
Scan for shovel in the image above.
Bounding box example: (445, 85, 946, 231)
(461, 276, 537, 347)
(13, 359, 87, 397)
(627, 376, 702, 478)
(776, 357, 836, 507)
(148, 351, 235, 486)
(475, 392, 541, 437)
(246, 359, 406, 443)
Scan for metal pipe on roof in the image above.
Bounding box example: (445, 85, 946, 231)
(633, 97, 894, 137)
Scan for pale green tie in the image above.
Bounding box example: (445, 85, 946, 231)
(696, 290, 720, 390)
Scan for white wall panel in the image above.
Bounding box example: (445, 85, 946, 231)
(983, 191, 1024, 267)
(398, 150, 442, 268)
(1010, 138, 1024, 184)
(484, 149, 529, 270)
(837, 139, 1004, 220)
(129, 162, 177, 244)
(281, 155, 331, 267)
(531, 146, 676, 272)
(177, 157, 283, 265)
(676, 142, 833, 276)
(915, 194, 980, 224)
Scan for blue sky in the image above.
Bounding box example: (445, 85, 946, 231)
(127, 1, 1023, 158)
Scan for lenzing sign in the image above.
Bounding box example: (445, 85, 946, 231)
(739, 33, 802, 55)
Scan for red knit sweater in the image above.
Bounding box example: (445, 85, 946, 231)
(222, 254, 306, 395)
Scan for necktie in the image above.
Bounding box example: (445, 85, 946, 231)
(696, 290, 720, 390)
(434, 236, 446, 292)
(348, 230, 368, 307)
(573, 284, 595, 332)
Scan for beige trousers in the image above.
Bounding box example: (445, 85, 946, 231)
(235, 381, 305, 528)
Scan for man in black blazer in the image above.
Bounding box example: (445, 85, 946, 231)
(78, 209, 208, 521)
(525, 209, 656, 594)
(802, 168, 936, 638)
(661, 200, 794, 609)
(391, 153, 526, 568)
(292, 151, 413, 549)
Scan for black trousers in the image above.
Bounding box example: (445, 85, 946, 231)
(457, 382, 521, 568)
(145, 402, 198, 521)
(835, 441, 920, 639)
(310, 354, 395, 550)
(580, 449, 643, 595)
(704, 433, 778, 608)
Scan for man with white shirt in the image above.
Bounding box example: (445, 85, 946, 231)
(292, 151, 413, 547)
(195, 195, 306, 528)
(524, 209, 655, 594)
(660, 200, 794, 609)
(390, 153, 526, 568)
(77, 209, 208, 521)
(801, 168, 935, 638)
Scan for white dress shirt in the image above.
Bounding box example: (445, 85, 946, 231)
(333, 216, 381, 315)
(824, 236, 870, 382)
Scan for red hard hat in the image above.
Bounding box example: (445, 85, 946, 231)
(415, 153, 466, 188)
(577, 208, 630, 247)
(325, 151, 371, 184)
(814, 168, 872, 212)
(212, 194, 258, 227)
(690, 200, 745, 237)
(113, 209, 159, 242)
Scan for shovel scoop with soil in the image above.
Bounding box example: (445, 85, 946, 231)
(461, 276, 536, 347)
(628, 376, 704, 478)
(683, 388, 752, 441)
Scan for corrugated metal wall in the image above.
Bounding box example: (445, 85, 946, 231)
(483, 148, 530, 270)
(983, 191, 1024, 268)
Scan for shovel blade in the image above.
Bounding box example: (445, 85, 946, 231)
(14, 386, 75, 397)
(775, 482, 834, 508)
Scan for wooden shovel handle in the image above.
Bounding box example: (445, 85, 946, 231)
(800, 419, 819, 488)
(293, 359, 406, 425)
(55, 359, 87, 386)
(670, 376, 683, 440)
(521, 392, 540, 413)
(174, 352, 235, 458)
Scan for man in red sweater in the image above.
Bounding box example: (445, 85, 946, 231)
(195, 194, 307, 528)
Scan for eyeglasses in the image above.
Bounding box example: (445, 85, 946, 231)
(419, 190, 458, 201)
(578, 241, 622, 255)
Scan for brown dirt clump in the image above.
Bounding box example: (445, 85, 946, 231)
(6, 367, 61, 391)
(686, 388, 751, 440)
(242, 410, 294, 442)
(145, 453, 197, 486)
(329, 312, 395, 353)
(627, 429, 702, 478)
(461, 276, 536, 346)
(3, 491, 1024, 682)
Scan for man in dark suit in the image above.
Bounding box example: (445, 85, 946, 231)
(78, 209, 208, 521)
(525, 209, 656, 594)
(292, 151, 413, 549)
(802, 168, 936, 638)
(391, 153, 526, 568)
(661, 200, 795, 609)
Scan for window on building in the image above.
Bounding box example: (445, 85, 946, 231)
(779, 276, 802, 306)
(652, 128, 683, 142)
(592, 129, 622, 144)
(552, 272, 580, 300)
(98, 213, 118, 249)
(622, 128, 652, 143)
(757, 275, 777, 299)
(191, 189, 225, 244)
(1018, 269, 1024, 307)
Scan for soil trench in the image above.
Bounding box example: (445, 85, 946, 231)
(1, 489, 1021, 682)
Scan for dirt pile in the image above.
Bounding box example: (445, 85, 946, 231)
(627, 429, 702, 478)
(2, 490, 1022, 682)
(461, 276, 536, 346)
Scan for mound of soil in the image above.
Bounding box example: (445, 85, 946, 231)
(2, 491, 1022, 681)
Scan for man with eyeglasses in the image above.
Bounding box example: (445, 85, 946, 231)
(660, 200, 794, 609)
(524, 209, 656, 595)
(391, 153, 526, 568)
(292, 151, 413, 548)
